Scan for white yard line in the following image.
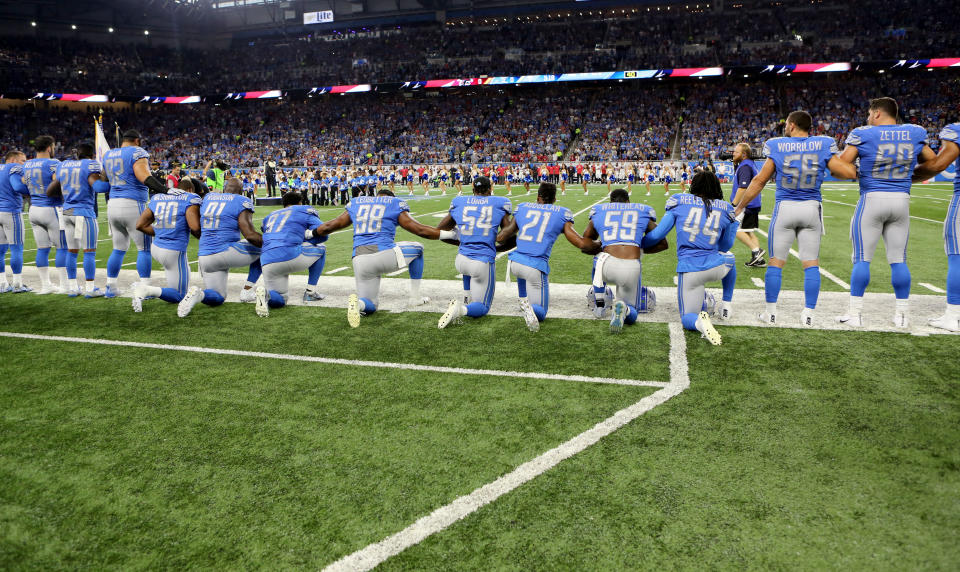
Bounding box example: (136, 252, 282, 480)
(754, 228, 850, 289)
(0, 331, 667, 389)
(322, 322, 689, 572)
(751, 277, 765, 288)
(821, 199, 942, 224)
(325, 266, 349, 275)
(919, 282, 946, 294)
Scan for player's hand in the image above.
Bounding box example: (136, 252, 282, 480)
(734, 211, 745, 223)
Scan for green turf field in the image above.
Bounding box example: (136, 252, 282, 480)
(2, 182, 959, 569)
(15, 182, 956, 295)
(0, 297, 957, 569)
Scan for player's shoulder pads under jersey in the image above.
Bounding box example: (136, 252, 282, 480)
(940, 123, 960, 143)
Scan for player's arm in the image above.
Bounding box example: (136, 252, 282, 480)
(582, 220, 598, 241)
(133, 157, 167, 195)
(733, 159, 775, 216)
(718, 218, 741, 252)
(913, 141, 959, 181)
(641, 219, 669, 254)
(837, 145, 859, 165)
(561, 221, 601, 254)
(185, 204, 201, 239)
(10, 170, 28, 196)
(640, 212, 676, 248)
(201, 160, 213, 181)
(397, 211, 457, 240)
(135, 207, 156, 236)
(827, 155, 857, 180)
(45, 173, 62, 199)
(237, 210, 263, 247)
(436, 213, 456, 231)
(495, 217, 518, 243)
(311, 210, 353, 237)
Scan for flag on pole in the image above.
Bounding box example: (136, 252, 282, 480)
(95, 115, 112, 233)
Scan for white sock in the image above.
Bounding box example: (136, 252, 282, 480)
(72, 278, 80, 290)
(946, 303, 960, 319)
(12, 273, 22, 287)
(107, 277, 118, 287)
(895, 299, 909, 313)
(409, 279, 422, 300)
(765, 302, 777, 316)
(58, 267, 68, 287)
(244, 280, 256, 289)
(38, 266, 50, 284)
(142, 285, 163, 298)
(849, 296, 864, 313)
(86, 280, 96, 291)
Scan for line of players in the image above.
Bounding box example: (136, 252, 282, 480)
(226, 161, 693, 204)
(2, 95, 959, 336)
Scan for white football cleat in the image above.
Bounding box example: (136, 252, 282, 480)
(892, 310, 909, 328)
(178, 286, 204, 318)
(609, 300, 627, 334)
(757, 312, 777, 325)
(239, 287, 257, 303)
(835, 313, 864, 327)
(438, 299, 465, 329)
(928, 314, 960, 332)
(255, 285, 269, 317)
(718, 302, 733, 321)
(347, 293, 361, 328)
(695, 311, 722, 345)
(131, 282, 145, 313)
(36, 283, 57, 295)
(519, 297, 540, 332)
(800, 308, 815, 328)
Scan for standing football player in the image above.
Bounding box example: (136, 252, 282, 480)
(22, 136, 67, 293)
(0, 150, 28, 292)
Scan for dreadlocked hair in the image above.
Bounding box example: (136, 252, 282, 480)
(689, 171, 724, 217)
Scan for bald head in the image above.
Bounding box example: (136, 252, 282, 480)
(224, 178, 242, 194)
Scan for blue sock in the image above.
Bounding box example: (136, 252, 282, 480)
(624, 305, 638, 325)
(267, 290, 286, 308)
(764, 266, 782, 304)
(65, 251, 79, 280)
(721, 266, 736, 302)
(136, 250, 152, 278)
(83, 253, 96, 281)
(10, 244, 23, 273)
(466, 302, 490, 318)
(202, 290, 225, 306)
(850, 261, 871, 297)
(803, 266, 821, 309)
(532, 304, 547, 322)
(159, 287, 183, 304)
(681, 312, 700, 331)
(948, 255, 960, 305)
(408, 254, 424, 280)
(360, 297, 377, 314)
(55, 248, 67, 269)
(107, 249, 126, 278)
(307, 256, 324, 286)
(245, 260, 262, 283)
(890, 262, 911, 300)
(462, 275, 471, 291)
(36, 247, 50, 268)
(517, 279, 527, 298)
(0, 244, 7, 273)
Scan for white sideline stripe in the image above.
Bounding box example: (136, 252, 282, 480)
(323, 322, 689, 572)
(0, 331, 666, 389)
(919, 282, 946, 293)
(821, 199, 942, 224)
(913, 195, 951, 202)
(754, 229, 850, 289)
(751, 277, 765, 288)
(325, 266, 349, 275)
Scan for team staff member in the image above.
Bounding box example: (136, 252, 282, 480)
(730, 143, 766, 267)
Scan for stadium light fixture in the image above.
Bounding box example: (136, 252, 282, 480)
(71, 24, 77, 30)
(144, 30, 149, 35)
(31, 21, 36, 27)
(108, 27, 114, 32)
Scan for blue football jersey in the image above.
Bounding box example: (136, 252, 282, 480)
(58, 159, 102, 217)
(260, 205, 325, 265)
(148, 190, 202, 251)
(508, 202, 574, 274)
(22, 157, 61, 208)
(732, 158, 761, 209)
(665, 193, 738, 272)
(938, 123, 960, 194)
(449, 195, 513, 263)
(0, 163, 27, 213)
(102, 146, 150, 201)
(198, 192, 256, 256)
(761, 136, 838, 202)
(845, 124, 928, 194)
(589, 202, 656, 248)
(346, 195, 409, 256)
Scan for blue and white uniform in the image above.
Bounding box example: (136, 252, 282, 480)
(197, 192, 261, 305)
(346, 195, 425, 314)
(845, 123, 928, 302)
(147, 189, 202, 302)
(938, 123, 960, 307)
(0, 161, 28, 285)
(589, 201, 656, 325)
(644, 194, 739, 330)
(58, 159, 104, 251)
(23, 157, 63, 252)
(449, 194, 513, 317)
(260, 205, 326, 306)
(507, 202, 574, 322)
(102, 145, 152, 280)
